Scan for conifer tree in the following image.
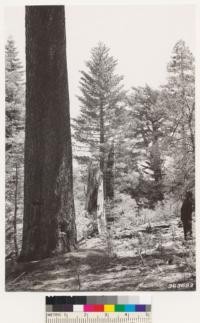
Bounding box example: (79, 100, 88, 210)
(73, 42, 125, 201)
(5, 36, 24, 148)
(162, 40, 195, 194)
(5, 37, 25, 258)
(125, 85, 165, 206)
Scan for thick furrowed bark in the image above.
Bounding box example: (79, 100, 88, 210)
(20, 6, 76, 261)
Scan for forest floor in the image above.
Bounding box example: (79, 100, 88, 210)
(5, 194, 196, 291)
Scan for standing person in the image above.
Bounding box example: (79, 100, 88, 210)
(181, 191, 193, 240)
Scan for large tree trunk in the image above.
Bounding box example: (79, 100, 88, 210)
(20, 6, 77, 261)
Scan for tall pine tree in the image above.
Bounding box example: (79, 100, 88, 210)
(73, 42, 125, 202)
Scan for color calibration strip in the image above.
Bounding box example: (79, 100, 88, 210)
(46, 296, 151, 312)
(47, 304, 151, 312)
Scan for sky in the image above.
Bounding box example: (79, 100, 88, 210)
(5, 5, 195, 118)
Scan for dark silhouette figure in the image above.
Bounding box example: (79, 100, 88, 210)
(181, 191, 193, 240)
